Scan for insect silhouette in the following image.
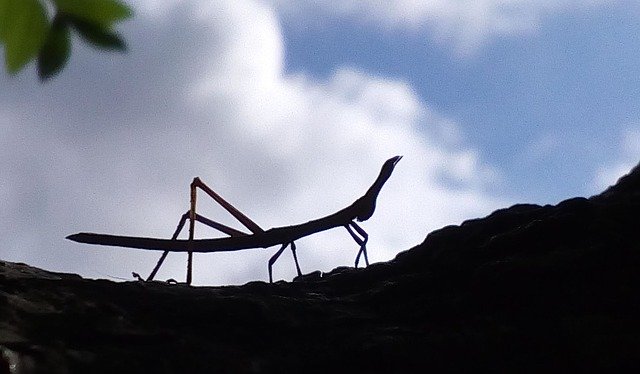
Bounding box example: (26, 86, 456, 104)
(67, 156, 402, 284)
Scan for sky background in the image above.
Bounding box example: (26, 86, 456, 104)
(1, 0, 639, 285)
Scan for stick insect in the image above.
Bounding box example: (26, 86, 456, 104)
(67, 156, 402, 284)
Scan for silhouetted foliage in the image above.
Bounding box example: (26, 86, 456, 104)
(0, 0, 131, 81)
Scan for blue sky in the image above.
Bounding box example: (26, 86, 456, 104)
(1, 0, 638, 285)
(280, 2, 640, 202)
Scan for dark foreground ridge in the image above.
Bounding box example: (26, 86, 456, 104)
(2, 164, 640, 373)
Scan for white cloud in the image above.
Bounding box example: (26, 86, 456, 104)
(271, 0, 619, 55)
(0, 0, 506, 285)
(592, 128, 640, 193)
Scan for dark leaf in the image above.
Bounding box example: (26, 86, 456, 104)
(1, 0, 49, 73)
(37, 16, 71, 81)
(68, 16, 126, 51)
(53, 0, 132, 26)
(0, 0, 10, 42)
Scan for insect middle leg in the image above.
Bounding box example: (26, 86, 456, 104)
(268, 241, 302, 283)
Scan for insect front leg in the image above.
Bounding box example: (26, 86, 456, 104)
(345, 221, 369, 268)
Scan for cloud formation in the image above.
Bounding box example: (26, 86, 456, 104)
(272, 0, 618, 54)
(592, 128, 640, 193)
(1, 0, 506, 285)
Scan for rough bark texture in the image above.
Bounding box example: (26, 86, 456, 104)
(1, 162, 639, 373)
